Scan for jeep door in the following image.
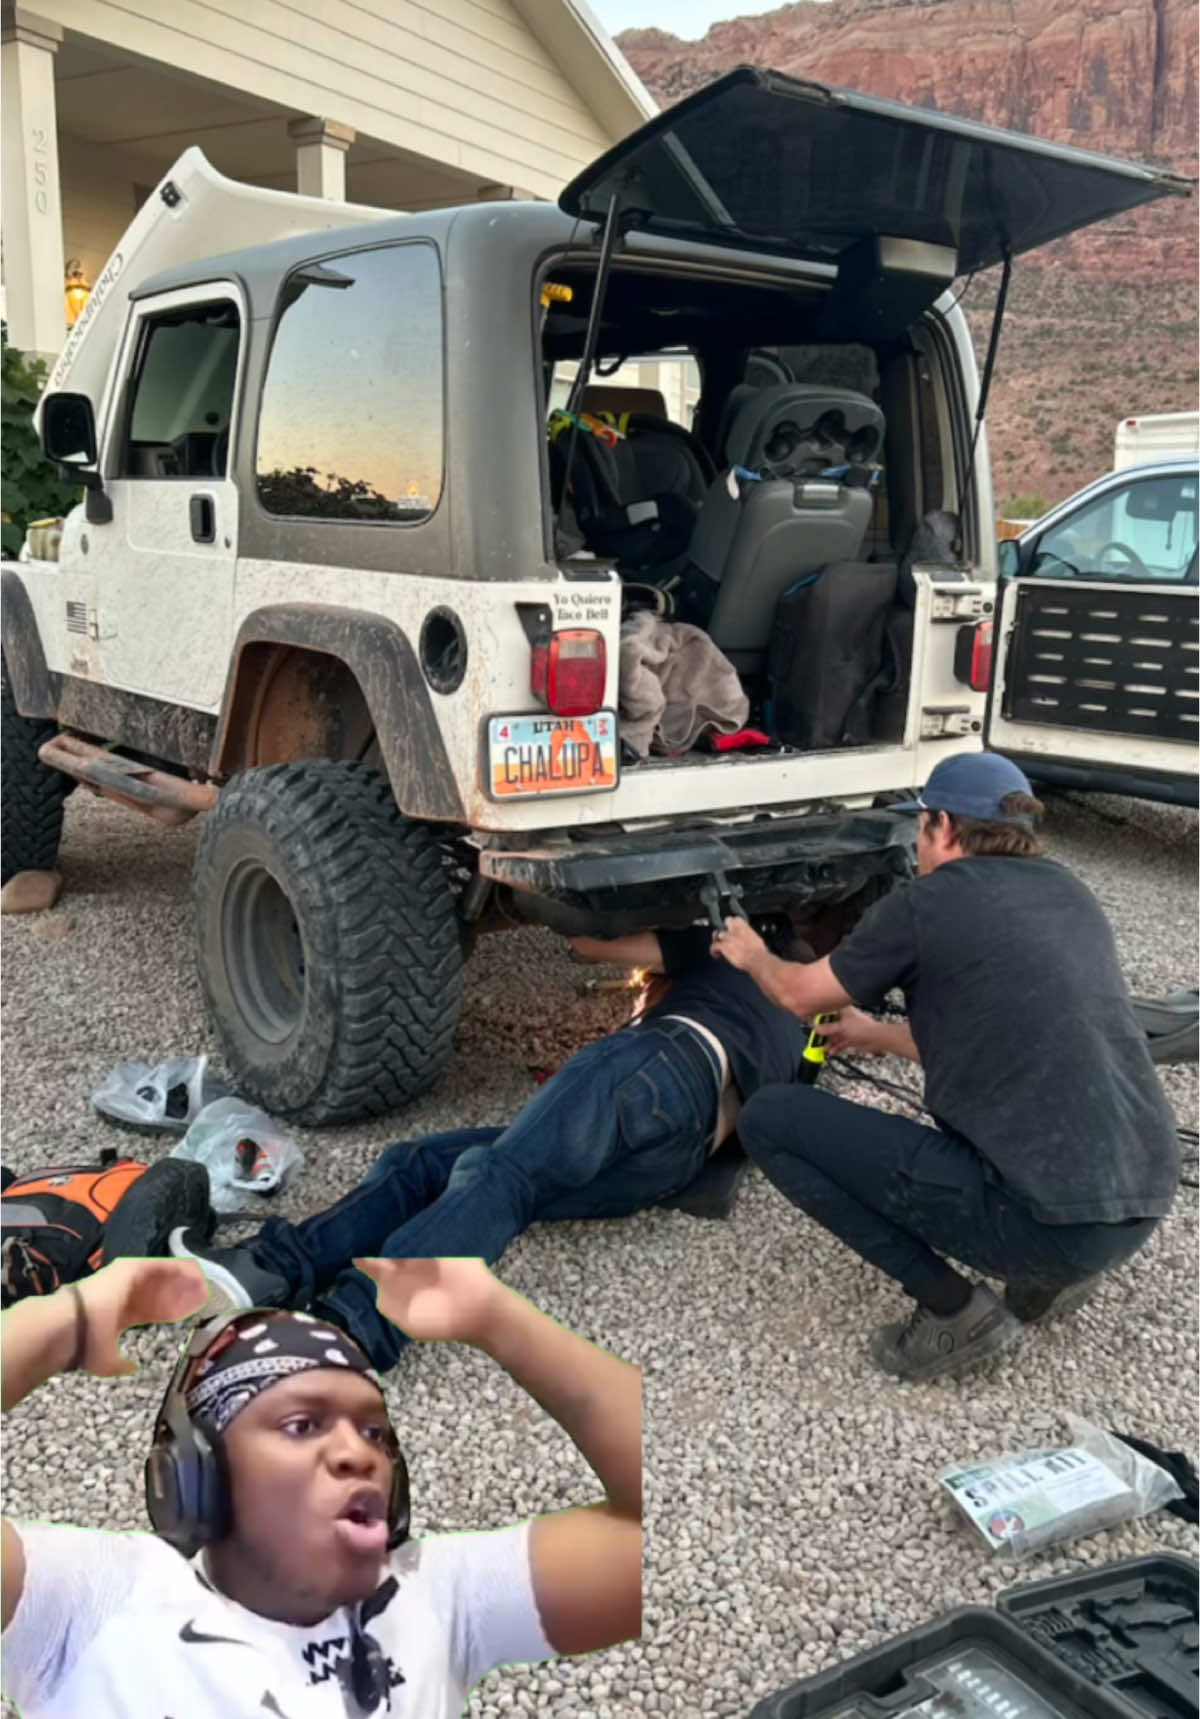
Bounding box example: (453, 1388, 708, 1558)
(987, 463, 1199, 799)
(87, 284, 244, 709)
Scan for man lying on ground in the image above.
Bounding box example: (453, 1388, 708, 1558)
(170, 925, 815, 1370)
(711, 751, 1180, 1384)
(1, 1254, 641, 1717)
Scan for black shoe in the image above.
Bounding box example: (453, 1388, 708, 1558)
(656, 1138, 749, 1221)
(871, 1284, 1021, 1382)
(102, 1158, 213, 1265)
(1004, 1274, 1103, 1324)
(168, 1226, 292, 1314)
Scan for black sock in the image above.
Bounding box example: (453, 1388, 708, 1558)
(920, 1272, 973, 1317)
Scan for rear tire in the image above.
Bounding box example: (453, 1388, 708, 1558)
(193, 761, 463, 1125)
(1, 657, 70, 885)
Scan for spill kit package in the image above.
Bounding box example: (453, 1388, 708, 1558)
(170, 1097, 303, 1213)
(939, 1415, 1182, 1559)
(92, 1056, 228, 1131)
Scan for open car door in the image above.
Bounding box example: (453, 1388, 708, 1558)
(986, 465, 1199, 806)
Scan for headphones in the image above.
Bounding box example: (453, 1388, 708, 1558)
(144, 1308, 411, 1559)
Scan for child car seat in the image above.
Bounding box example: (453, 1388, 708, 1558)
(549, 387, 714, 573)
(688, 386, 886, 670)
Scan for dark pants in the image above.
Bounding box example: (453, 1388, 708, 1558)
(738, 1084, 1158, 1307)
(252, 1022, 718, 1367)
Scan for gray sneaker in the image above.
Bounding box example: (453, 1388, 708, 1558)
(168, 1226, 292, 1315)
(871, 1284, 1022, 1382)
(1004, 1274, 1103, 1324)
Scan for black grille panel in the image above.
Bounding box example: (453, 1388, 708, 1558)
(1004, 584, 1198, 742)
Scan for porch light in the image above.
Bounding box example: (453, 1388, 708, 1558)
(64, 260, 91, 328)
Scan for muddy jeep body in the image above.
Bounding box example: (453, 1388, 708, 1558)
(4, 69, 1188, 1123)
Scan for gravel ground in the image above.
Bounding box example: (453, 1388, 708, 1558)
(2, 785, 1196, 1718)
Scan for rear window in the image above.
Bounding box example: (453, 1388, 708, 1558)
(256, 243, 443, 523)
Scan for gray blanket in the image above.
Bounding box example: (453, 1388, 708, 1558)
(618, 610, 749, 758)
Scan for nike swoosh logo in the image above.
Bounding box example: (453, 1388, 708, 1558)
(180, 1618, 249, 1648)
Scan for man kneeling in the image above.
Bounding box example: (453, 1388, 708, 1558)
(713, 753, 1180, 1383)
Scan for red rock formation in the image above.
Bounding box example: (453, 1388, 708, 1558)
(618, 0, 1198, 507)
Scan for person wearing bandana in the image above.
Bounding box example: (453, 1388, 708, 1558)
(0, 1255, 641, 1717)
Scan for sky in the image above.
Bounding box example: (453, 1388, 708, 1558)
(587, 1, 791, 40)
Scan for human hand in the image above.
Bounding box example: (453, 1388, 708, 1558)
(354, 1258, 505, 1347)
(73, 1256, 209, 1377)
(818, 1007, 882, 1057)
(711, 916, 769, 975)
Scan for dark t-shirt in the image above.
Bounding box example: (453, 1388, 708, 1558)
(829, 856, 1180, 1224)
(644, 926, 812, 1101)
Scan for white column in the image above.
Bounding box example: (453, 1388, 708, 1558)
(287, 116, 354, 202)
(0, 5, 65, 360)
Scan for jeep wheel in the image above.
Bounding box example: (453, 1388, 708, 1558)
(194, 762, 463, 1124)
(1, 657, 71, 886)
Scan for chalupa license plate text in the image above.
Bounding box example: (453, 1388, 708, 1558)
(488, 712, 618, 798)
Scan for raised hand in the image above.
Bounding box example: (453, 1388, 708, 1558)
(353, 1257, 504, 1346)
(75, 1256, 209, 1377)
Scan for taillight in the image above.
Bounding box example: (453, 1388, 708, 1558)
(954, 619, 994, 691)
(530, 628, 606, 717)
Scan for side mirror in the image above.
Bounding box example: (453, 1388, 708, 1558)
(996, 537, 1022, 578)
(40, 391, 97, 467)
(39, 391, 111, 522)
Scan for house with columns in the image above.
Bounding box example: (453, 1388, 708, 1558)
(1, 0, 655, 361)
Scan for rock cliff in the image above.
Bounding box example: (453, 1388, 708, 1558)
(617, 0, 1197, 506)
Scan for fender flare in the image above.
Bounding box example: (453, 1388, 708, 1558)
(1, 569, 58, 719)
(212, 604, 465, 823)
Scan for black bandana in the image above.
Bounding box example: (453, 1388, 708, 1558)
(185, 1310, 384, 1434)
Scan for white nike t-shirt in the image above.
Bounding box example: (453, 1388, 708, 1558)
(2, 1518, 552, 1718)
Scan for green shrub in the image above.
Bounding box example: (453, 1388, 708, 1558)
(1, 325, 79, 556)
(1001, 493, 1048, 518)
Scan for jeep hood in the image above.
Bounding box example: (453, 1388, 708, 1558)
(35, 148, 396, 436)
(560, 66, 1192, 274)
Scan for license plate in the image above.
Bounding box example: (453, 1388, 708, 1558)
(487, 711, 619, 799)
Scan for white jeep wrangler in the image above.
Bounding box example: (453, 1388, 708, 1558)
(4, 68, 1186, 1123)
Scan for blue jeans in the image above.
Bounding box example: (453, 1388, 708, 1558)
(739, 1084, 1158, 1307)
(252, 1022, 718, 1367)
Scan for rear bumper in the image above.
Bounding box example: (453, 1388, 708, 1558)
(478, 806, 917, 935)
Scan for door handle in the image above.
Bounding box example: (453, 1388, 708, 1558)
(189, 495, 215, 543)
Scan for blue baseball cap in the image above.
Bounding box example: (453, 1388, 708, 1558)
(892, 753, 1036, 824)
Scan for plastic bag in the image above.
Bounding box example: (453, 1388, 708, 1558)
(170, 1098, 303, 1214)
(92, 1056, 228, 1133)
(939, 1414, 1183, 1559)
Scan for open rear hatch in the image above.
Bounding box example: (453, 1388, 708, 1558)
(560, 65, 1192, 305)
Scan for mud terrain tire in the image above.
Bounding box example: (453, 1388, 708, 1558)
(194, 761, 462, 1125)
(1, 657, 70, 885)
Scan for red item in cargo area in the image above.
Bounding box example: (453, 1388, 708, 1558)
(707, 728, 773, 752)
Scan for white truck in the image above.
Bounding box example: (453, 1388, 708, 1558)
(4, 68, 1190, 1122)
(1114, 412, 1200, 471)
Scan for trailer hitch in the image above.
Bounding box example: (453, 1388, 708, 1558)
(699, 870, 747, 931)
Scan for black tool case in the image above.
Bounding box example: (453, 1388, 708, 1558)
(997, 1554, 1197, 1719)
(749, 1556, 1198, 1719)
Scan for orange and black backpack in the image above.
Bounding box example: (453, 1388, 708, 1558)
(0, 1148, 211, 1307)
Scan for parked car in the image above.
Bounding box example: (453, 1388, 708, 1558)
(3, 67, 1189, 1123)
(990, 459, 1198, 807)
